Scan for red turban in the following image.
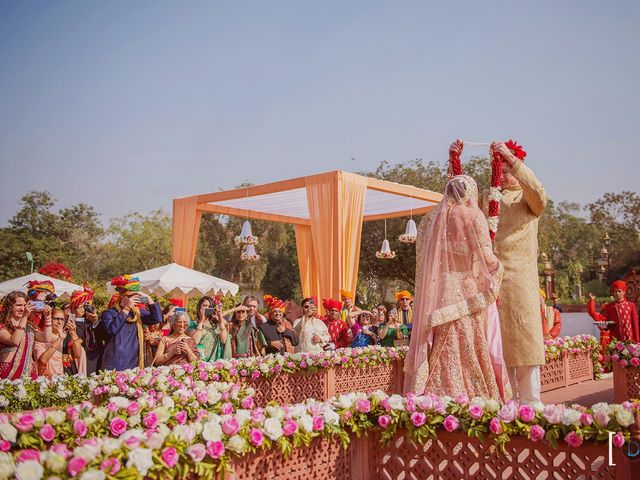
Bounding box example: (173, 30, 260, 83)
(26, 280, 55, 299)
(69, 285, 95, 311)
(611, 280, 627, 294)
(264, 294, 285, 311)
(322, 298, 343, 312)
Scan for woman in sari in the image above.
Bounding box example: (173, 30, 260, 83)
(154, 312, 200, 366)
(379, 308, 409, 347)
(229, 305, 266, 358)
(34, 308, 85, 378)
(191, 296, 232, 361)
(0, 291, 54, 380)
(404, 175, 510, 401)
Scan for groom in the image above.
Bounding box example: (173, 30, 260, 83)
(451, 139, 547, 404)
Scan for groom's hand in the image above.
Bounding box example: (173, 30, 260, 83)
(491, 141, 516, 166)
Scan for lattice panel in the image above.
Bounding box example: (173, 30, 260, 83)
(246, 372, 327, 406)
(624, 368, 640, 399)
(566, 352, 593, 383)
(540, 358, 565, 392)
(334, 363, 398, 396)
(372, 432, 616, 480)
(231, 437, 351, 480)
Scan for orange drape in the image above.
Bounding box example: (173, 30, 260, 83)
(172, 197, 202, 268)
(294, 224, 319, 299)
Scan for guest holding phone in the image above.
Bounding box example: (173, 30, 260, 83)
(100, 275, 161, 371)
(0, 291, 53, 380)
(191, 296, 232, 361)
(34, 308, 84, 378)
(153, 312, 200, 366)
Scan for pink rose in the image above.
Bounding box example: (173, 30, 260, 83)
(543, 405, 563, 425)
(0, 440, 10, 451)
(519, 405, 535, 423)
(174, 411, 188, 425)
(222, 417, 240, 436)
(498, 402, 518, 423)
(594, 410, 610, 427)
(530, 425, 545, 442)
(220, 403, 234, 415)
(251, 408, 266, 424)
(355, 398, 371, 413)
(580, 413, 593, 426)
(126, 402, 139, 416)
(199, 370, 209, 381)
(16, 449, 40, 462)
(489, 418, 503, 435)
(241, 396, 255, 409)
(249, 428, 264, 447)
(109, 417, 128, 437)
(613, 432, 625, 448)
(188, 444, 207, 462)
(454, 394, 469, 405)
(15, 413, 35, 432)
(162, 446, 179, 468)
(124, 436, 141, 449)
(143, 412, 159, 430)
(39, 424, 56, 442)
(68, 457, 87, 477)
(443, 415, 459, 432)
(469, 405, 484, 420)
(73, 420, 88, 437)
(312, 417, 324, 431)
(100, 458, 121, 475)
(283, 420, 298, 436)
(564, 431, 583, 448)
(612, 354, 620, 362)
(206, 440, 225, 459)
(378, 415, 392, 428)
(630, 357, 640, 367)
(52, 443, 72, 459)
(620, 359, 629, 367)
(411, 412, 427, 427)
(381, 398, 392, 411)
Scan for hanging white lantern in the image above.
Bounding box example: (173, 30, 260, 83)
(241, 243, 260, 261)
(398, 219, 418, 244)
(376, 239, 396, 259)
(235, 220, 258, 246)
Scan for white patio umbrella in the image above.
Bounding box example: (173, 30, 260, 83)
(0, 273, 84, 299)
(106, 263, 239, 297)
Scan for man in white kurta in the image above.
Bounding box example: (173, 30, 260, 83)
(292, 298, 331, 354)
(483, 140, 547, 404)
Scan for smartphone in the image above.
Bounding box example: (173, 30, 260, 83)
(175, 307, 186, 313)
(138, 296, 149, 305)
(29, 300, 45, 311)
(204, 307, 216, 317)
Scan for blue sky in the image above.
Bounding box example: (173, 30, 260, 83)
(1, 1, 638, 225)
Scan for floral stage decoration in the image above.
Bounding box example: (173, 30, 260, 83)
(544, 334, 602, 379)
(603, 340, 640, 370)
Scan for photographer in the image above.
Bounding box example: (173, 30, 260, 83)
(34, 308, 84, 378)
(69, 286, 100, 374)
(100, 275, 161, 371)
(25, 280, 57, 330)
(188, 296, 230, 361)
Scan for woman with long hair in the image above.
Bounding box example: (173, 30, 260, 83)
(191, 296, 232, 361)
(0, 291, 54, 380)
(153, 312, 200, 366)
(229, 304, 266, 357)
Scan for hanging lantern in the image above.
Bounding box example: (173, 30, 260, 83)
(235, 220, 258, 246)
(240, 244, 260, 261)
(398, 219, 417, 244)
(376, 239, 396, 259)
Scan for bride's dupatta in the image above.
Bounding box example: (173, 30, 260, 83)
(404, 175, 507, 397)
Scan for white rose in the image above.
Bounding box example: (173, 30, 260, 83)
(126, 448, 154, 476)
(0, 453, 15, 480)
(127, 414, 141, 427)
(74, 444, 101, 461)
(561, 409, 582, 426)
(337, 394, 355, 410)
(531, 402, 546, 414)
(46, 410, 66, 426)
(266, 406, 286, 421)
(101, 438, 122, 455)
(14, 460, 43, 480)
(592, 402, 612, 415)
(207, 388, 222, 404)
(234, 410, 252, 426)
(173, 425, 196, 443)
(110, 396, 130, 408)
(154, 406, 171, 423)
(469, 397, 486, 408)
(323, 408, 340, 426)
(80, 468, 106, 480)
(371, 390, 387, 403)
(0, 422, 17, 442)
(145, 432, 165, 450)
(227, 435, 247, 454)
(44, 453, 66, 473)
(298, 415, 314, 433)
(289, 404, 307, 419)
(162, 397, 175, 410)
(92, 407, 108, 422)
(615, 409, 635, 427)
(485, 399, 500, 413)
(388, 395, 405, 411)
(157, 423, 171, 439)
(263, 418, 284, 440)
(202, 422, 223, 442)
(259, 363, 269, 373)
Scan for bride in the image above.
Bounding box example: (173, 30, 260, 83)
(403, 175, 511, 401)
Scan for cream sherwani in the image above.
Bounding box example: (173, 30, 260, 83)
(482, 160, 547, 368)
(292, 316, 331, 353)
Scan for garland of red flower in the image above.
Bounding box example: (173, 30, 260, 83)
(38, 262, 72, 280)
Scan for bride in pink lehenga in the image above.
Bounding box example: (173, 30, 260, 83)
(404, 175, 511, 401)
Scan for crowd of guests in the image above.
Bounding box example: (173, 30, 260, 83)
(0, 270, 636, 382)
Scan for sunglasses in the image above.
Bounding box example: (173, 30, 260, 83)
(303, 304, 315, 309)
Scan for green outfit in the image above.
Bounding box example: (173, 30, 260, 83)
(197, 324, 232, 362)
(232, 320, 266, 357)
(380, 323, 409, 347)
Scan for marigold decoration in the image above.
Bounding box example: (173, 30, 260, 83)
(37, 262, 72, 281)
(240, 244, 260, 261)
(488, 144, 503, 241)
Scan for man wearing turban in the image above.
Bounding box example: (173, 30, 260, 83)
(588, 280, 639, 353)
(395, 290, 413, 327)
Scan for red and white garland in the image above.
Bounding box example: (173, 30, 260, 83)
(448, 139, 526, 241)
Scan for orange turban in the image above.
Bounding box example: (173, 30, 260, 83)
(339, 289, 353, 300)
(395, 290, 412, 301)
(70, 285, 95, 311)
(263, 294, 285, 312)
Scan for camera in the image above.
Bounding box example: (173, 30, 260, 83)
(138, 296, 149, 305)
(204, 307, 216, 317)
(84, 303, 96, 315)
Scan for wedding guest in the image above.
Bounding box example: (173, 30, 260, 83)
(396, 290, 413, 327)
(191, 299, 232, 361)
(243, 295, 266, 328)
(69, 285, 98, 374)
(153, 312, 199, 366)
(259, 295, 298, 354)
(540, 289, 562, 339)
(34, 308, 84, 377)
(322, 298, 352, 349)
(230, 304, 266, 357)
(589, 280, 639, 344)
(293, 297, 331, 353)
(351, 311, 378, 347)
(379, 307, 409, 348)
